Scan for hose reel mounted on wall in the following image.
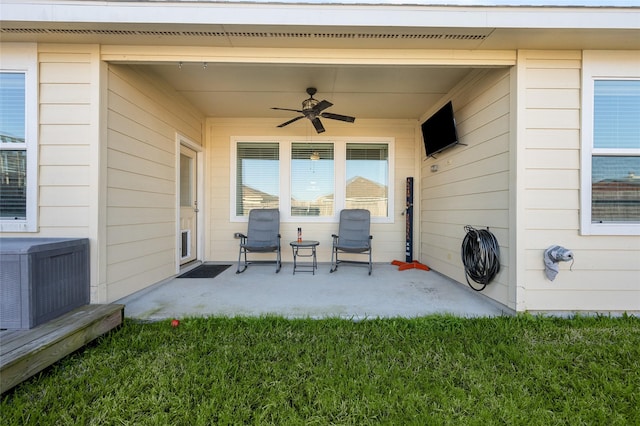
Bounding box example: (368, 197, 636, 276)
(460, 225, 501, 292)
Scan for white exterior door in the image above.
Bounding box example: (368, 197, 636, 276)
(179, 145, 198, 265)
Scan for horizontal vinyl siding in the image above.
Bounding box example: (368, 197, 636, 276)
(106, 64, 203, 302)
(206, 118, 416, 265)
(520, 50, 640, 313)
(420, 68, 512, 309)
(37, 48, 94, 237)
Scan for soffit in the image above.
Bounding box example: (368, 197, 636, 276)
(0, 24, 493, 49)
(1, 24, 638, 49)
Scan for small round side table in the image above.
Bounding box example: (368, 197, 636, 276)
(289, 240, 320, 275)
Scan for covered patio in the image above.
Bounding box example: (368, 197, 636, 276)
(118, 262, 510, 321)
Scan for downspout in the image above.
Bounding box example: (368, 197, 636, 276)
(93, 47, 109, 303)
(511, 51, 527, 312)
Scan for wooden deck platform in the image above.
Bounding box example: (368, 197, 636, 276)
(0, 304, 124, 394)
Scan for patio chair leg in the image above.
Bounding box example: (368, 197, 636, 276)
(237, 247, 247, 274)
(330, 247, 338, 273)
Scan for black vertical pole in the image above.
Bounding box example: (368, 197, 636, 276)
(405, 177, 413, 263)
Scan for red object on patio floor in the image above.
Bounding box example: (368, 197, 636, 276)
(391, 260, 430, 271)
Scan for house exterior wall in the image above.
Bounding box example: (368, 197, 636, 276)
(205, 117, 417, 265)
(38, 45, 98, 237)
(419, 51, 640, 314)
(2, 41, 637, 312)
(1, 43, 105, 301)
(105, 64, 203, 302)
(518, 50, 640, 313)
(420, 68, 513, 310)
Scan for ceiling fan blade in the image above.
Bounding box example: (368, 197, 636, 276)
(277, 115, 305, 127)
(321, 112, 356, 123)
(313, 100, 333, 113)
(311, 117, 326, 133)
(272, 107, 304, 113)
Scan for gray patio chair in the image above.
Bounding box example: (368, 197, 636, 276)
(236, 208, 282, 274)
(330, 209, 373, 275)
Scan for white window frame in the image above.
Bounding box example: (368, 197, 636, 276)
(230, 136, 394, 223)
(0, 43, 38, 232)
(580, 51, 640, 236)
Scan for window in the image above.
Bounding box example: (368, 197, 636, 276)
(0, 73, 27, 221)
(231, 138, 393, 222)
(1, 45, 37, 232)
(581, 52, 640, 235)
(235, 142, 280, 216)
(346, 143, 389, 217)
(291, 143, 334, 217)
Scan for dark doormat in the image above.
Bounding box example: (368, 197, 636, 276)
(177, 264, 231, 279)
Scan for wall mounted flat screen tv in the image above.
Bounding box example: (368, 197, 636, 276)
(421, 101, 459, 158)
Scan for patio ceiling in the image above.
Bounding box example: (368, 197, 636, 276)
(140, 62, 475, 120)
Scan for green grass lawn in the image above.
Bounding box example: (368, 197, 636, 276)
(2, 315, 639, 425)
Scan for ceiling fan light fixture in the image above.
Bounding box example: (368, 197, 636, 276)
(303, 98, 317, 110)
(310, 151, 320, 161)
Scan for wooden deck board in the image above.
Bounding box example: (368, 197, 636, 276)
(0, 304, 124, 394)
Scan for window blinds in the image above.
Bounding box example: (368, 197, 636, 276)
(236, 142, 279, 216)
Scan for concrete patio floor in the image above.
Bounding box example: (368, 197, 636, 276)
(118, 262, 512, 321)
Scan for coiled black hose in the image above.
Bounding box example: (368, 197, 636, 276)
(460, 225, 501, 291)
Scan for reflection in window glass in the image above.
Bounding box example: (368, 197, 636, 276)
(346, 143, 388, 216)
(179, 154, 193, 207)
(1, 73, 26, 219)
(592, 156, 640, 223)
(0, 151, 26, 219)
(236, 142, 279, 216)
(291, 143, 334, 216)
